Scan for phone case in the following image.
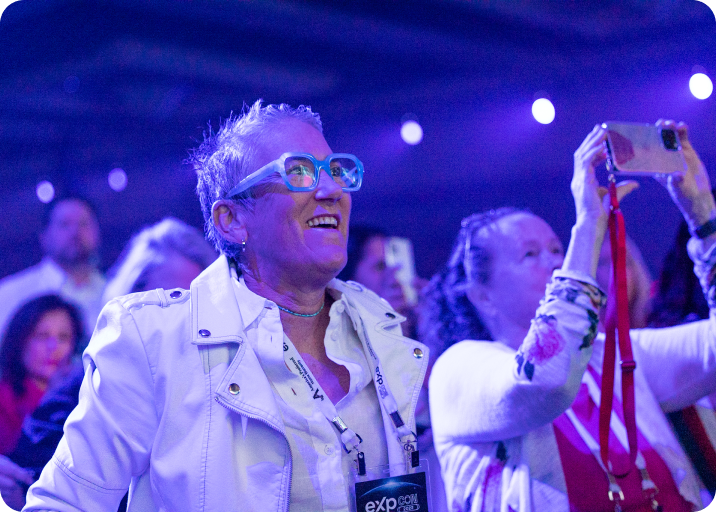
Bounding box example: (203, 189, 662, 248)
(603, 122, 687, 175)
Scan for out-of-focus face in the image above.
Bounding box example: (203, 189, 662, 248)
(22, 309, 75, 386)
(352, 236, 388, 293)
(142, 253, 204, 291)
(352, 235, 406, 311)
(243, 119, 352, 284)
(42, 199, 100, 266)
(473, 212, 564, 331)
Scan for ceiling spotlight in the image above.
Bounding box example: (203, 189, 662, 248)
(108, 168, 128, 192)
(532, 98, 555, 125)
(689, 73, 713, 100)
(401, 120, 423, 145)
(36, 180, 55, 203)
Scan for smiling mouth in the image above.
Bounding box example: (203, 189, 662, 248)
(307, 216, 339, 229)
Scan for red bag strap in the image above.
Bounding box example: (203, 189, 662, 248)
(600, 178, 638, 478)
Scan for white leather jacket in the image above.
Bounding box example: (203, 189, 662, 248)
(23, 256, 429, 512)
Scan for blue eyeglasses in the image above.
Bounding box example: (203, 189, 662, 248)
(227, 152, 364, 197)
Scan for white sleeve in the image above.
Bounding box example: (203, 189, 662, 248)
(430, 272, 605, 443)
(23, 300, 158, 512)
(632, 235, 716, 412)
(632, 320, 716, 412)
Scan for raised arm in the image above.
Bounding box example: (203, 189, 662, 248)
(430, 126, 636, 443)
(634, 121, 716, 411)
(430, 276, 605, 442)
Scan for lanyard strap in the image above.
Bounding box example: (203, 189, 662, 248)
(357, 322, 418, 460)
(282, 319, 419, 474)
(601, 177, 638, 479)
(282, 337, 367, 474)
(567, 371, 659, 507)
(564, 407, 657, 504)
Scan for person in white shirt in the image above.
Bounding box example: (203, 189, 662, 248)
(0, 197, 104, 346)
(22, 101, 428, 512)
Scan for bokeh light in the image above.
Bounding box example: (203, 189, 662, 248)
(689, 73, 713, 100)
(36, 181, 55, 203)
(401, 120, 423, 145)
(108, 168, 128, 191)
(532, 98, 555, 124)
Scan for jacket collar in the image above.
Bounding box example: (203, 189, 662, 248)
(329, 279, 407, 331)
(190, 256, 412, 345)
(190, 257, 429, 471)
(339, 280, 430, 474)
(190, 255, 245, 345)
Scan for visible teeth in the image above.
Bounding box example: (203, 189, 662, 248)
(307, 216, 338, 228)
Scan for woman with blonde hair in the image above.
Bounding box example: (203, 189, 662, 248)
(426, 121, 716, 511)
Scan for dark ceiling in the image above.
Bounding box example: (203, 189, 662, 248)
(0, 0, 715, 279)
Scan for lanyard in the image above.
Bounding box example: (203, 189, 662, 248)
(229, 265, 420, 475)
(281, 306, 419, 475)
(564, 369, 660, 511)
(355, 317, 419, 470)
(602, 175, 639, 481)
(282, 336, 367, 474)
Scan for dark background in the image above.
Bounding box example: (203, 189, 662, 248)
(0, 0, 714, 280)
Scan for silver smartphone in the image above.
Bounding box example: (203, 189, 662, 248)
(602, 122, 687, 175)
(384, 237, 418, 306)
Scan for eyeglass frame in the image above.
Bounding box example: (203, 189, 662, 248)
(227, 152, 364, 197)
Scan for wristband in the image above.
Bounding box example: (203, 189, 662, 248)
(694, 218, 716, 239)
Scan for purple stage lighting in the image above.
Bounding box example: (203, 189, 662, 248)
(689, 73, 713, 100)
(36, 181, 55, 203)
(108, 168, 128, 191)
(532, 98, 555, 124)
(401, 120, 423, 145)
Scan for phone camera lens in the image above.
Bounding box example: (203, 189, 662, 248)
(661, 129, 679, 151)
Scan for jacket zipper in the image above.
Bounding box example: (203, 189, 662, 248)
(214, 396, 293, 512)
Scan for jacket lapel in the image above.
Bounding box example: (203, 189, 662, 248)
(191, 256, 284, 432)
(334, 280, 430, 473)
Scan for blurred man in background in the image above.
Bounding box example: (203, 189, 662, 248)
(0, 197, 104, 348)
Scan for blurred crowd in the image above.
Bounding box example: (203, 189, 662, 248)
(0, 198, 217, 510)
(0, 107, 715, 512)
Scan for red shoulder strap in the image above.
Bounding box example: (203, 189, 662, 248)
(600, 179, 638, 478)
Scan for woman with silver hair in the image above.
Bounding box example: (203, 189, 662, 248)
(425, 122, 716, 511)
(24, 101, 428, 512)
(102, 217, 217, 302)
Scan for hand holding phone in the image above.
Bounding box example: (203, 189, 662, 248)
(602, 121, 687, 176)
(654, 120, 715, 231)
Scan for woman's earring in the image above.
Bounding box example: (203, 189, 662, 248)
(241, 239, 247, 252)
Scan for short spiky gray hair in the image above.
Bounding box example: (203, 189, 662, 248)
(188, 100, 323, 260)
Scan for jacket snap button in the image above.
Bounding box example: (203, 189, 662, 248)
(228, 383, 240, 395)
(199, 329, 211, 337)
(413, 348, 423, 359)
(170, 290, 182, 299)
(385, 312, 396, 319)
